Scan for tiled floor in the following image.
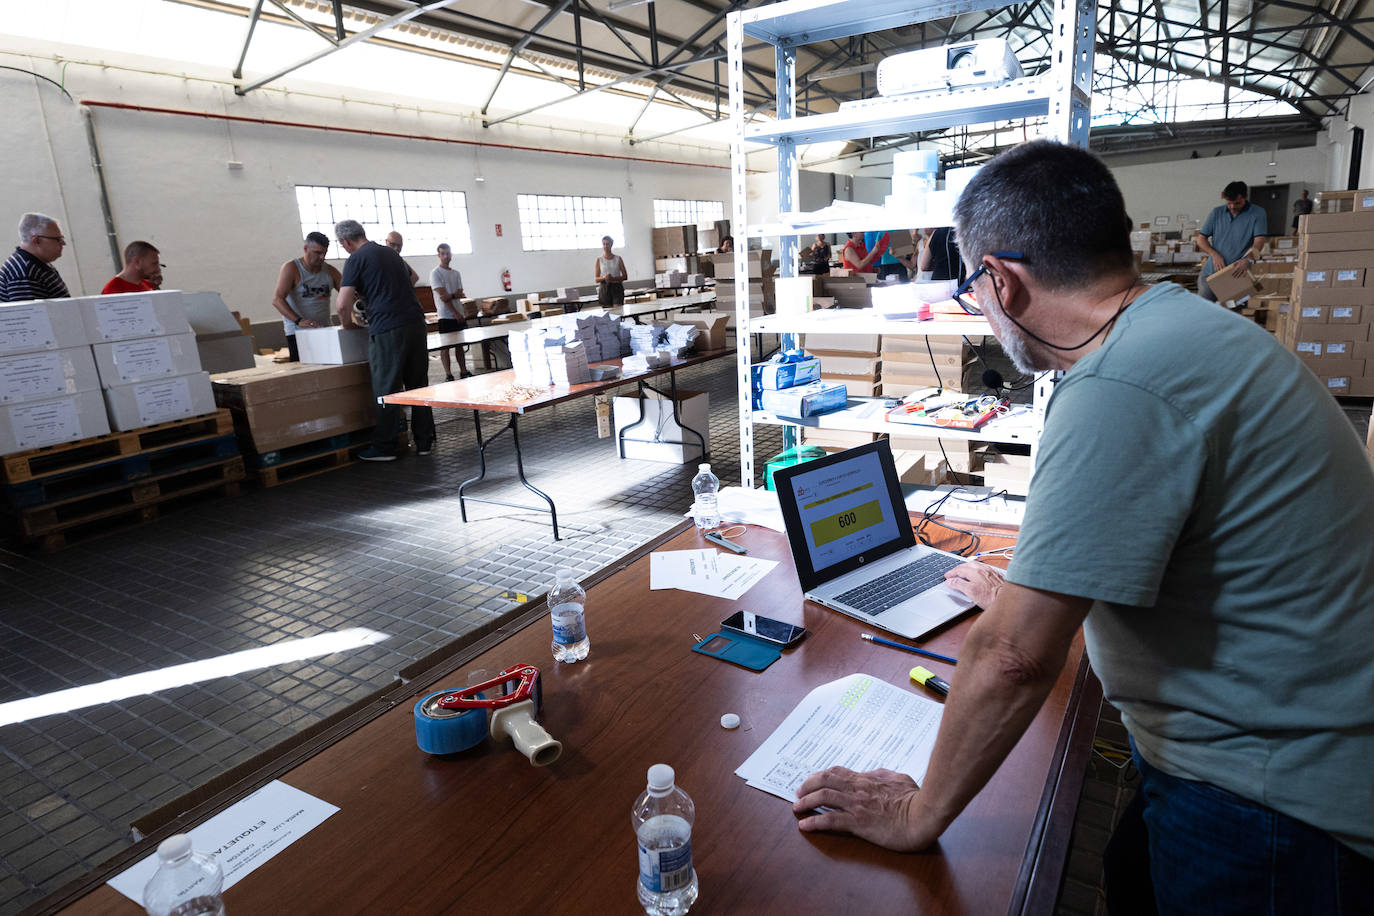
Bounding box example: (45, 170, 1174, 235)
(0, 346, 779, 914)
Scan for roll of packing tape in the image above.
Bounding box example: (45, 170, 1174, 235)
(414, 689, 488, 755)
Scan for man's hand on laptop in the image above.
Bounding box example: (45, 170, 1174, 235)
(793, 766, 941, 851)
(944, 561, 1005, 609)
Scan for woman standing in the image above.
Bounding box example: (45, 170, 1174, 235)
(595, 235, 628, 305)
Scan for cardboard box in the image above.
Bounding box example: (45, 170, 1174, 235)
(295, 327, 369, 364)
(651, 225, 698, 257)
(821, 375, 881, 397)
(0, 346, 100, 405)
(1206, 265, 1265, 303)
(756, 356, 820, 390)
(613, 389, 707, 463)
(0, 298, 90, 355)
(800, 428, 876, 450)
(890, 449, 928, 484)
(80, 290, 190, 342)
(1353, 340, 1374, 360)
(1300, 211, 1374, 233)
(212, 360, 375, 452)
(980, 448, 1032, 495)
(1300, 269, 1332, 288)
(1298, 230, 1374, 253)
(1319, 374, 1353, 395)
(1300, 251, 1374, 271)
(760, 381, 847, 418)
(710, 250, 772, 280)
(1288, 321, 1365, 343)
(92, 332, 203, 387)
(1329, 305, 1364, 324)
(774, 275, 817, 316)
(196, 332, 257, 374)
(804, 333, 881, 353)
(1334, 268, 1367, 288)
(677, 313, 730, 351)
(1291, 285, 1374, 307)
(1350, 376, 1374, 398)
(816, 354, 879, 378)
(103, 371, 217, 431)
(0, 389, 110, 455)
(1294, 305, 1328, 324)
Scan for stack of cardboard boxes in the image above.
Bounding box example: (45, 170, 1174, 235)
(712, 249, 775, 315)
(0, 299, 108, 455)
(1279, 197, 1374, 397)
(211, 360, 378, 456)
(1134, 215, 1203, 272)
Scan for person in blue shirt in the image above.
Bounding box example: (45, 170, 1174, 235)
(1195, 181, 1267, 303)
(863, 230, 907, 283)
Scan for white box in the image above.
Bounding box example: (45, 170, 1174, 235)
(0, 298, 89, 355)
(613, 389, 708, 463)
(0, 346, 100, 405)
(0, 390, 110, 455)
(80, 290, 191, 342)
(774, 276, 815, 316)
(295, 327, 369, 364)
(92, 332, 203, 387)
(103, 371, 217, 431)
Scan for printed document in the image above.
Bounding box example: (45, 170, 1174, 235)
(736, 673, 944, 801)
(650, 548, 776, 600)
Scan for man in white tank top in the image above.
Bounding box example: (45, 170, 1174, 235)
(595, 235, 628, 306)
(272, 232, 342, 361)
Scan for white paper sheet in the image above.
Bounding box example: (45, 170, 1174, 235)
(107, 780, 339, 903)
(735, 673, 944, 801)
(649, 547, 778, 601)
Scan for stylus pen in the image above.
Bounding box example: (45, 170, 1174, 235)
(860, 633, 958, 665)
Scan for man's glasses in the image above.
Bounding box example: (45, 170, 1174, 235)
(953, 250, 1025, 316)
(35, 235, 66, 244)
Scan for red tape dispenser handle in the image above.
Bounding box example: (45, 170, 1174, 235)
(435, 664, 542, 713)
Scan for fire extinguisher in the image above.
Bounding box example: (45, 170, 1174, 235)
(501, 269, 512, 292)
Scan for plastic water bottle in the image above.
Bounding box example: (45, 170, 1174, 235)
(549, 568, 589, 663)
(142, 834, 226, 916)
(633, 764, 698, 916)
(691, 464, 719, 531)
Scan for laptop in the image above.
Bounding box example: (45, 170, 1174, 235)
(773, 439, 976, 639)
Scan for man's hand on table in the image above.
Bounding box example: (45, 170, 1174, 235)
(944, 561, 1006, 609)
(793, 767, 941, 851)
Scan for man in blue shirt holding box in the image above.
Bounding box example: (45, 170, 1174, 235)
(1195, 180, 1267, 302)
(794, 141, 1374, 914)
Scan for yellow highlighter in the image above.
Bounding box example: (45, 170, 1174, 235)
(910, 666, 951, 698)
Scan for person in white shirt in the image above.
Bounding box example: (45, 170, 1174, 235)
(594, 236, 628, 306)
(429, 243, 467, 381)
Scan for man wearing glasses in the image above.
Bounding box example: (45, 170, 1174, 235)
(1, 213, 71, 302)
(794, 140, 1374, 913)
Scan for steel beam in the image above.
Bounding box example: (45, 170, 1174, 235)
(232, 0, 266, 81)
(266, 0, 339, 45)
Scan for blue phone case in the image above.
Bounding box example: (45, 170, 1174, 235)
(691, 631, 783, 671)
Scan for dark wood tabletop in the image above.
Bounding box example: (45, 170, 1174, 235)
(55, 520, 1097, 916)
(381, 349, 736, 414)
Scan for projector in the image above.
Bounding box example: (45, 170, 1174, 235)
(876, 39, 1023, 97)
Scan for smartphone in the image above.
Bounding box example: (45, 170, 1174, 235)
(721, 611, 807, 648)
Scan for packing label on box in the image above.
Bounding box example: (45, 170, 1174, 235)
(1301, 307, 1323, 319)
(93, 294, 161, 340)
(8, 397, 83, 449)
(1333, 307, 1357, 320)
(1328, 377, 1350, 389)
(0, 352, 68, 402)
(1296, 342, 1322, 355)
(111, 337, 176, 382)
(1337, 269, 1362, 283)
(132, 376, 193, 425)
(0, 303, 56, 353)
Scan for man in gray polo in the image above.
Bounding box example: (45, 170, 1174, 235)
(1194, 180, 1267, 303)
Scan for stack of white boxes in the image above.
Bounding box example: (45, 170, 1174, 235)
(83, 291, 217, 430)
(547, 339, 591, 386)
(0, 298, 109, 454)
(509, 329, 555, 386)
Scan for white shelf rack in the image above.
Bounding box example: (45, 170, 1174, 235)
(728, 0, 1096, 486)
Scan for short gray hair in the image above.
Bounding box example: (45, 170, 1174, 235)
(334, 219, 366, 242)
(953, 140, 1134, 291)
(18, 213, 57, 244)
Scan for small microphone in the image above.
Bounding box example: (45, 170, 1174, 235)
(981, 368, 1005, 392)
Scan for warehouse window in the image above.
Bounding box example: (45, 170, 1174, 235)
(294, 186, 473, 256)
(653, 199, 725, 228)
(517, 194, 625, 251)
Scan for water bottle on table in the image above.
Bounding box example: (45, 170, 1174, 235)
(143, 834, 226, 916)
(549, 567, 589, 663)
(633, 764, 699, 915)
(691, 464, 719, 531)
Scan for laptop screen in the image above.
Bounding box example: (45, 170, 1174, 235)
(774, 440, 916, 591)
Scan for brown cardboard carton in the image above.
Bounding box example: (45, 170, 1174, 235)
(678, 313, 730, 351)
(1299, 211, 1374, 233)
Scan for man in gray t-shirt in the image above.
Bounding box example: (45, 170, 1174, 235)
(1195, 180, 1267, 303)
(429, 243, 467, 381)
(793, 141, 1374, 912)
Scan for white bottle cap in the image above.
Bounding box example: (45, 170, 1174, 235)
(720, 713, 740, 729)
(647, 763, 675, 796)
(157, 834, 192, 862)
(556, 567, 575, 581)
(698, 463, 711, 473)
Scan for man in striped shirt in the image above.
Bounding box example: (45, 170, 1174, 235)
(0, 213, 71, 302)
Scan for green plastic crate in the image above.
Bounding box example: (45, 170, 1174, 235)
(764, 445, 828, 491)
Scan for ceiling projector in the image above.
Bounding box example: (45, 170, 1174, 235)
(876, 39, 1024, 97)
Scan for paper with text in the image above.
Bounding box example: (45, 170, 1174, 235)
(108, 780, 338, 903)
(650, 548, 777, 600)
(735, 673, 944, 801)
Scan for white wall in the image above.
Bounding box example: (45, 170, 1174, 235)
(0, 45, 731, 322)
(1323, 94, 1374, 191)
(1107, 145, 1330, 230)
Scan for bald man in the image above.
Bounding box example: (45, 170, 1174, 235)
(385, 231, 420, 285)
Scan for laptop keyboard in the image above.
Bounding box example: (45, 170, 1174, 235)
(836, 554, 964, 616)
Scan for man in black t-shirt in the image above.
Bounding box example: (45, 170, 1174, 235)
(335, 220, 435, 460)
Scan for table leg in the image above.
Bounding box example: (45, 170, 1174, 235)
(623, 371, 707, 459)
(456, 411, 561, 540)
(617, 390, 650, 459)
(665, 369, 708, 457)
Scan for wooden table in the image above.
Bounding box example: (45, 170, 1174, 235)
(52, 520, 1099, 916)
(382, 349, 735, 540)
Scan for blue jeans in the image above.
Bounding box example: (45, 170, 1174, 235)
(1103, 741, 1374, 915)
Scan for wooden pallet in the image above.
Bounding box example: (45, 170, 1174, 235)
(12, 456, 246, 542)
(253, 432, 410, 488)
(1, 410, 235, 485)
(2, 435, 240, 508)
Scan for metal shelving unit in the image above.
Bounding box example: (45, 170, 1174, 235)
(727, 0, 1095, 487)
